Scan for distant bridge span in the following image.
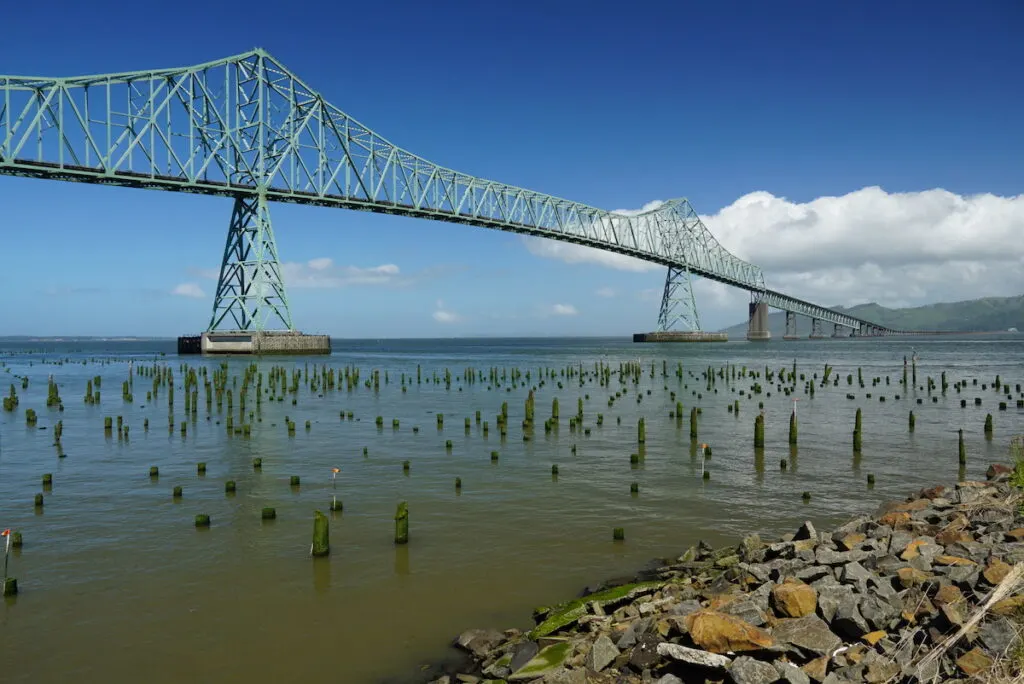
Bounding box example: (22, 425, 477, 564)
(1, 49, 909, 338)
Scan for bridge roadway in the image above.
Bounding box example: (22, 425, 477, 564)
(0, 50, 931, 338)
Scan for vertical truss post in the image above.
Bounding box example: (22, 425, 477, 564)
(657, 265, 701, 332)
(208, 192, 294, 332)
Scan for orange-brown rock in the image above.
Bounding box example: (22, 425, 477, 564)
(837, 533, 866, 551)
(918, 485, 946, 499)
(862, 630, 886, 646)
(956, 647, 993, 676)
(935, 515, 972, 546)
(1006, 528, 1024, 542)
(878, 511, 911, 529)
(802, 656, 828, 682)
(896, 567, 930, 588)
(933, 555, 976, 567)
(770, 580, 817, 618)
(894, 498, 930, 512)
(991, 595, 1024, 616)
(683, 610, 774, 654)
(900, 539, 929, 560)
(932, 584, 964, 607)
(982, 558, 1012, 585)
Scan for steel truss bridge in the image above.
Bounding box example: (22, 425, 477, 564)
(1, 50, 909, 338)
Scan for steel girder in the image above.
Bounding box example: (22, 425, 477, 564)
(0, 49, 900, 334)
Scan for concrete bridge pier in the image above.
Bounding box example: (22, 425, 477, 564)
(783, 311, 800, 340)
(832, 323, 848, 338)
(809, 318, 827, 339)
(746, 301, 771, 341)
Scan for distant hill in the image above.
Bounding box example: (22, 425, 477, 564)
(721, 294, 1024, 337)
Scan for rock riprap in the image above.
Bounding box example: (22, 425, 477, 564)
(434, 471, 1024, 683)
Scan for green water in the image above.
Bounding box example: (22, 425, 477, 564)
(0, 336, 1022, 683)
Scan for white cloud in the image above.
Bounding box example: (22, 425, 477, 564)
(595, 287, 616, 298)
(550, 303, 579, 316)
(281, 260, 402, 288)
(307, 257, 333, 271)
(433, 300, 462, 323)
(171, 283, 205, 298)
(524, 187, 1024, 311)
(701, 187, 1024, 308)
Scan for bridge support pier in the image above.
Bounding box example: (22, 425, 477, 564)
(746, 299, 771, 341)
(178, 192, 330, 355)
(809, 318, 826, 339)
(783, 311, 799, 340)
(832, 323, 847, 338)
(209, 193, 294, 332)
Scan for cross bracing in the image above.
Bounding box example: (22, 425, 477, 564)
(0, 49, 904, 334)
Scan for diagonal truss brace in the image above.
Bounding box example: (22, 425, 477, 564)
(208, 193, 293, 332)
(657, 265, 701, 332)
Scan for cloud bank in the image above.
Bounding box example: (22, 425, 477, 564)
(523, 186, 1024, 309)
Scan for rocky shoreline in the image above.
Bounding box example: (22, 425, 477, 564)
(429, 466, 1024, 683)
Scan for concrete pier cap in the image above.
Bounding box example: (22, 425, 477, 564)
(178, 331, 331, 355)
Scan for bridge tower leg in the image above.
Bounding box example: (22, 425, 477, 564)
(783, 311, 799, 340)
(746, 295, 771, 342)
(657, 265, 701, 333)
(208, 193, 294, 333)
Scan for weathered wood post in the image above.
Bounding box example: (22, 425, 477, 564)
(394, 502, 409, 545)
(311, 510, 329, 556)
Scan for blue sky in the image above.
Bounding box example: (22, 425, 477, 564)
(1, 0, 1022, 337)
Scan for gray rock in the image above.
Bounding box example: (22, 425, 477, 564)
(723, 598, 768, 627)
(654, 676, 684, 684)
(772, 615, 842, 657)
(656, 642, 731, 669)
(730, 655, 782, 684)
(741, 534, 767, 563)
(616, 616, 652, 649)
(508, 641, 539, 673)
(794, 521, 817, 541)
(979, 616, 1019, 655)
(795, 565, 831, 583)
(667, 599, 702, 617)
(629, 633, 662, 670)
(859, 595, 900, 631)
(743, 562, 773, 583)
(815, 547, 868, 566)
(816, 584, 853, 623)
(795, 547, 817, 563)
(907, 555, 933, 573)
(537, 668, 586, 684)
(874, 555, 910, 575)
(888, 530, 913, 556)
(934, 564, 978, 585)
(774, 660, 811, 684)
(868, 524, 893, 540)
(771, 560, 809, 582)
(769, 541, 795, 559)
(454, 628, 506, 658)
(840, 561, 873, 586)
(831, 592, 870, 639)
(585, 635, 618, 672)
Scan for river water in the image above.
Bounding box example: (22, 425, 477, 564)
(0, 335, 1022, 683)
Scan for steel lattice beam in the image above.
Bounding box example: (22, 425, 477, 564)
(0, 50, 906, 334)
